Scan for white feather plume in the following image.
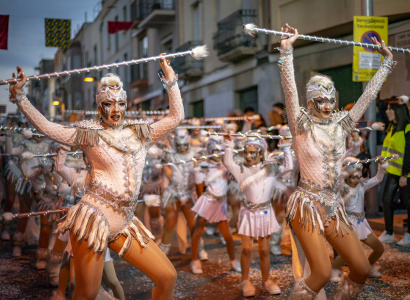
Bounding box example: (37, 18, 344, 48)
(400, 95, 409, 104)
(244, 23, 257, 36)
(191, 45, 209, 60)
(143, 194, 161, 207)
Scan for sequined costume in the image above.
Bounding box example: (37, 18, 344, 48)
(341, 167, 385, 240)
(224, 141, 292, 238)
(140, 143, 164, 207)
(14, 83, 184, 256)
(162, 148, 197, 207)
(192, 161, 229, 223)
(279, 50, 395, 235)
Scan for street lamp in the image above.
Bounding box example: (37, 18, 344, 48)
(84, 76, 95, 82)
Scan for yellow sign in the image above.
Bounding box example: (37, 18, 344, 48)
(352, 16, 388, 82)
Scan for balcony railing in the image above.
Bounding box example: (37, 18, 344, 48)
(137, 0, 174, 21)
(213, 10, 258, 61)
(172, 40, 204, 79)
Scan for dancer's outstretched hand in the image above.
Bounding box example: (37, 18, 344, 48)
(9, 66, 27, 98)
(280, 23, 298, 51)
(159, 53, 176, 81)
(371, 37, 393, 60)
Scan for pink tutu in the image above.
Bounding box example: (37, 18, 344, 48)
(347, 215, 373, 240)
(192, 194, 228, 223)
(238, 205, 279, 238)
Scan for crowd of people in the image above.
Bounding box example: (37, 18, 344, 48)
(0, 24, 409, 300)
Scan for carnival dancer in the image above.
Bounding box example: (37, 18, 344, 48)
(190, 136, 241, 274)
(270, 124, 298, 256)
(159, 128, 202, 257)
(224, 135, 292, 297)
(135, 141, 165, 243)
(278, 24, 394, 298)
(9, 55, 181, 300)
(52, 147, 124, 300)
(330, 156, 387, 283)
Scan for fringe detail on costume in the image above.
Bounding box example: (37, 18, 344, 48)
(289, 278, 317, 300)
(71, 127, 100, 147)
(57, 202, 110, 253)
(15, 178, 32, 196)
(297, 109, 311, 133)
(227, 181, 246, 202)
(205, 169, 225, 185)
(117, 216, 154, 256)
(143, 194, 161, 207)
(271, 180, 287, 201)
(332, 275, 365, 300)
(131, 123, 152, 142)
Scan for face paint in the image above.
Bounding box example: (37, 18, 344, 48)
(244, 146, 261, 166)
(99, 99, 127, 127)
(176, 143, 189, 153)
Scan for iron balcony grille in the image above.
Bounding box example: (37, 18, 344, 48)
(137, 0, 175, 21)
(213, 10, 258, 56)
(172, 40, 204, 76)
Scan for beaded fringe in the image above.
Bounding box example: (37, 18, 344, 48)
(116, 216, 154, 256)
(57, 202, 110, 253)
(286, 191, 352, 236)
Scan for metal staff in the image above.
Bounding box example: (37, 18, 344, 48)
(343, 155, 399, 166)
(33, 151, 83, 157)
(1, 46, 209, 85)
(0, 126, 37, 132)
(12, 209, 65, 219)
(177, 125, 222, 130)
(207, 131, 292, 140)
(243, 24, 410, 54)
(182, 116, 256, 122)
(160, 148, 245, 167)
(64, 110, 167, 116)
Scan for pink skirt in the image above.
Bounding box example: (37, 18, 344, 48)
(192, 194, 228, 223)
(238, 205, 279, 238)
(347, 215, 373, 240)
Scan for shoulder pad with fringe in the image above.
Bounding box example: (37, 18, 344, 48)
(70, 120, 103, 148)
(123, 120, 152, 143)
(297, 107, 311, 132)
(332, 111, 355, 133)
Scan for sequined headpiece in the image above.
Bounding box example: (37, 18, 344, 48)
(342, 157, 363, 177)
(244, 136, 267, 154)
(96, 84, 127, 106)
(206, 136, 224, 153)
(306, 83, 336, 103)
(174, 128, 191, 145)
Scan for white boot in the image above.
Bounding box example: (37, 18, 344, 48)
(330, 268, 342, 283)
(1, 212, 13, 241)
(379, 231, 395, 243)
(36, 248, 50, 270)
(12, 232, 25, 257)
(262, 279, 281, 295)
(198, 238, 208, 261)
(230, 259, 241, 272)
(239, 279, 256, 297)
(48, 251, 64, 287)
(369, 264, 382, 278)
(158, 242, 171, 256)
(190, 259, 203, 274)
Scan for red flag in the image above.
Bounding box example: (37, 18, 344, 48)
(108, 21, 133, 34)
(0, 15, 9, 50)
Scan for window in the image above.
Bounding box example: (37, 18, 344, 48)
(192, 3, 200, 41)
(115, 16, 119, 52)
(0, 105, 6, 114)
(190, 100, 204, 118)
(138, 35, 148, 79)
(123, 5, 127, 21)
(237, 86, 258, 113)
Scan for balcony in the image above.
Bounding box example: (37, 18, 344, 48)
(130, 63, 148, 88)
(172, 41, 204, 80)
(135, 0, 175, 29)
(213, 10, 258, 62)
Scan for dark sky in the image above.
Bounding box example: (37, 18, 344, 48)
(0, 0, 99, 113)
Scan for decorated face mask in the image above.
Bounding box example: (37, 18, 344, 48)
(96, 85, 127, 127)
(307, 83, 336, 117)
(174, 129, 190, 153)
(343, 163, 363, 187)
(244, 145, 262, 166)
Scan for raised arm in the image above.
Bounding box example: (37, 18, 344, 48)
(349, 40, 395, 123)
(9, 67, 76, 146)
(278, 24, 300, 135)
(364, 160, 388, 191)
(223, 140, 241, 181)
(54, 148, 79, 186)
(150, 56, 184, 143)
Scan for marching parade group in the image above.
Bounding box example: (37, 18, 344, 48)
(0, 24, 409, 300)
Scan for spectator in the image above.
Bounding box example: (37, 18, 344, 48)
(242, 107, 255, 133)
(268, 103, 285, 126)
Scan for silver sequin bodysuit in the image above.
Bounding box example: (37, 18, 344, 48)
(16, 84, 184, 254)
(280, 51, 394, 234)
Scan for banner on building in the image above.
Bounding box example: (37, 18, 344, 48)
(45, 18, 71, 50)
(352, 16, 388, 82)
(108, 21, 133, 34)
(0, 15, 9, 50)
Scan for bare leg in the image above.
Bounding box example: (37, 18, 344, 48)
(362, 233, 384, 265)
(39, 215, 52, 249)
(191, 216, 207, 261)
(135, 202, 146, 223)
(290, 208, 331, 293)
(70, 233, 105, 300)
(217, 221, 235, 261)
(241, 235, 253, 281)
(102, 260, 125, 300)
(227, 194, 240, 229)
(149, 206, 162, 243)
(110, 236, 177, 300)
(180, 201, 196, 233)
(258, 236, 271, 283)
(57, 252, 71, 296)
(161, 201, 181, 245)
(325, 221, 370, 284)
